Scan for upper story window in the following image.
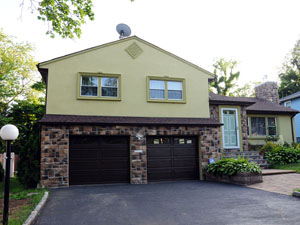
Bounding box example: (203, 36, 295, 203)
(147, 76, 185, 103)
(78, 73, 121, 101)
(101, 77, 118, 97)
(81, 76, 98, 97)
(248, 116, 277, 136)
(284, 101, 291, 108)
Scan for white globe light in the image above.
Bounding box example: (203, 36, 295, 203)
(0, 124, 19, 141)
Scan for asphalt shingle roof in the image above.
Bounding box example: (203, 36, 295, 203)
(39, 114, 222, 126)
(209, 93, 298, 114)
(279, 91, 300, 102)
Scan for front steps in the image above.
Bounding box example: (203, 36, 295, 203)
(222, 150, 269, 168)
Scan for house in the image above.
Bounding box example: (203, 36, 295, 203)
(38, 36, 297, 187)
(280, 91, 300, 142)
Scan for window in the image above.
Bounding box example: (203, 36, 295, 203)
(268, 118, 277, 136)
(101, 77, 118, 97)
(147, 77, 185, 103)
(284, 101, 291, 108)
(150, 80, 165, 99)
(168, 81, 183, 100)
(251, 117, 266, 136)
(78, 73, 121, 100)
(81, 76, 98, 96)
(249, 117, 277, 136)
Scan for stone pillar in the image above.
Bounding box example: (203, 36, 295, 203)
(254, 81, 279, 104)
(130, 134, 147, 184)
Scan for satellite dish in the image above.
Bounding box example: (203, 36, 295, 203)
(116, 23, 131, 39)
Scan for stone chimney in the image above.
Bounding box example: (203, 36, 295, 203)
(254, 81, 279, 104)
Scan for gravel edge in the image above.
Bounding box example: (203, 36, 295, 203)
(23, 191, 49, 225)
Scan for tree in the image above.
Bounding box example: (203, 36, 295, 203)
(210, 58, 240, 96)
(233, 81, 261, 97)
(21, 0, 134, 39)
(0, 29, 46, 187)
(13, 99, 45, 188)
(278, 38, 300, 98)
(0, 30, 38, 113)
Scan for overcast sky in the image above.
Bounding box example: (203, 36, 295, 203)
(1, 0, 300, 85)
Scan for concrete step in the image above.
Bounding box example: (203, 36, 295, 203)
(223, 155, 264, 161)
(222, 150, 268, 168)
(223, 151, 261, 157)
(249, 159, 268, 164)
(259, 163, 270, 169)
(262, 169, 297, 176)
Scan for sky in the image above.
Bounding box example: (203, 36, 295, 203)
(0, 0, 300, 85)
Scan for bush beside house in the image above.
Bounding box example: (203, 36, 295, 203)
(205, 158, 262, 185)
(260, 142, 300, 166)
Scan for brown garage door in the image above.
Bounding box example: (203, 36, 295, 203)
(69, 136, 130, 185)
(147, 136, 199, 182)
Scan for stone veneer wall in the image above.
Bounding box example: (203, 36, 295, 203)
(41, 124, 221, 187)
(254, 81, 279, 104)
(210, 105, 248, 151)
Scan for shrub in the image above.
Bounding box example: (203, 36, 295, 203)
(260, 142, 279, 156)
(206, 158, 262, 177)
(265, 147, 300, 166)
(0, 163, 4, 182)
(17, 133, 40, 188)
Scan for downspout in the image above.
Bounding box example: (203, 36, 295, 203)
(291, 114, 296, 143)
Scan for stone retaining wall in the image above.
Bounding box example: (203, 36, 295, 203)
(41, 124, 221, 187)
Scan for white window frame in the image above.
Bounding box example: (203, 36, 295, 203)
(284, 101, 291, 108)
(167, 81, 183, 101)
(267, 117, 278, 136)
(221, 108, 240, 149)
(149, 80, 166, 100)
(80, 76, 99, 97)
(100, 77, 119, 98)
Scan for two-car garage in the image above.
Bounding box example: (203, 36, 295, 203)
(69, 135, 199, 185)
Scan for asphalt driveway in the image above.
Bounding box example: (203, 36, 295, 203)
(34, 181, 300, 225)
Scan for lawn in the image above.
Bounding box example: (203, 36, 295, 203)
(0, 178, 46, 225)
(273, 163, 300, 173)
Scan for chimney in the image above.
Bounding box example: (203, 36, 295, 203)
(254, 81, 279, 104)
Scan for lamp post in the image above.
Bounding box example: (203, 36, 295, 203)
(0, 125, 19, 225)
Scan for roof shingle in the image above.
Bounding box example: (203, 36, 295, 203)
(209, 93, 298, 114)
(39, 114, 222, 126)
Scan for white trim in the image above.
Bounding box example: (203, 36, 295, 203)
(100, 77, 119, 98)
(80, 76, 99, 97)
(284, 101, 291, 108)
(267, 117, 278, 136)
(221, 108, 240, 149)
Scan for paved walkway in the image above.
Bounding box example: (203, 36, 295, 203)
(249, 173, 300, 195)
(262, 169, 296, 175)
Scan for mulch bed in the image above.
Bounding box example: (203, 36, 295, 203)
(0, 198, 31, 216)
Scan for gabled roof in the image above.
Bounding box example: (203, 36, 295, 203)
(279, 91, 300, 103)
(38, 36, 215, 79)
(209, 93, 298, 115)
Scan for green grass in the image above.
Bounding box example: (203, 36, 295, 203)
(273, 163, 300, 173)
(0, 178, 46, 225)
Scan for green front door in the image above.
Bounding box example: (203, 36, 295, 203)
(222, 109, 239, 148)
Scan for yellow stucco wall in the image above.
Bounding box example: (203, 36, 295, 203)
(248, 114, 295, 145)
(40, 37, 212, 118)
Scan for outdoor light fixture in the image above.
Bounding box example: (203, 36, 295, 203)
(0, 124, 19, 225)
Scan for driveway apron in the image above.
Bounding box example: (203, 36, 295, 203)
(33, 181, 300, 225)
